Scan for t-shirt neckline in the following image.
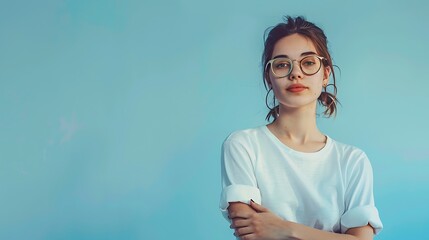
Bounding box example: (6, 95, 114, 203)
(260, 125, 332, 157)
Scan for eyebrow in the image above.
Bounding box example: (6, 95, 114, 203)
(272, 51, 318, 59)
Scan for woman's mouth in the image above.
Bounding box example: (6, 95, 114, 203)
(287, 84, 308, 93)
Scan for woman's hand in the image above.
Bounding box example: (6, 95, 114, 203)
(228, 200, 374, 240)
(229, 200, 294, 240)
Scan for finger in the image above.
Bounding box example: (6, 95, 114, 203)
(239, 233, 256, 240)
(229, 211, 253, 219)
(249, 199, 268, 212)
(235, 226, 254, 237)
(231, 218, 251, 228)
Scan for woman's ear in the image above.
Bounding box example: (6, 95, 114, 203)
(265, 72, 272, 88)
(323, 66, 331, 85)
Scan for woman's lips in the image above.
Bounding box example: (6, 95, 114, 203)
(287, 84, 308, 92)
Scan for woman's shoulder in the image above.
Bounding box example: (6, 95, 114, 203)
(329, 137, 370, 163)
(328, 138, 376, 183)
(223, 125, 266, 144)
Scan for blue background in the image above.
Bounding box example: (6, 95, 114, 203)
(1, 0, 428, 239)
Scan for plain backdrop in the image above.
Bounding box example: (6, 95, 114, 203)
(1, 0, 428, 239)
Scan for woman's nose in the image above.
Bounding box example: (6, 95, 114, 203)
(288, 60, 303, 80)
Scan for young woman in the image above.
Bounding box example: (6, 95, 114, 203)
(219, 16, 383, 240)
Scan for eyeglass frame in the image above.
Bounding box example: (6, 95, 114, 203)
(265, 55, 326, 78)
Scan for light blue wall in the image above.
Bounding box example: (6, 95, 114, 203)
(1, 0, 428, 239)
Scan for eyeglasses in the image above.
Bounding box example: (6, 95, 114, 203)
(265, 55, 326, 78)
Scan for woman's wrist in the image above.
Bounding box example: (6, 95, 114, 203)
(282, 220, 299, 240)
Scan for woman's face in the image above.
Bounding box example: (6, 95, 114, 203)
(268, 33, 330, 111)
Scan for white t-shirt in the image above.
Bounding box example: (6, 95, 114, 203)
(219, 126, 383, 234)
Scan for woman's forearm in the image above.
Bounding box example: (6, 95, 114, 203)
(228, 201, 374, 240)
(286, 221, 373, 240)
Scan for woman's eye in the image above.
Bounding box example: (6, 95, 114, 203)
(303, 61, 316, 66)
(275, 63, 290, 69)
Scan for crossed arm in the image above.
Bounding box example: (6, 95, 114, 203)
(228, 202, 374, 240)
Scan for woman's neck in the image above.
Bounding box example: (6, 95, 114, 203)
(268, 104, 325, 145)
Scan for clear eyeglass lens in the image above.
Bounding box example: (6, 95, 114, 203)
(300, 56, 321, 75)
(271, 56, 322, 77)
(271, 58, 292, 77)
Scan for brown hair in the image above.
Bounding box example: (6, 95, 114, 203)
(262, 16, 339, 122)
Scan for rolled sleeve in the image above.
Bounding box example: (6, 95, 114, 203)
(219, 184, 262, 220)
(342, 152, 383, 234)
(219, 133, 260, 221)
(340, 205, 383, 234)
